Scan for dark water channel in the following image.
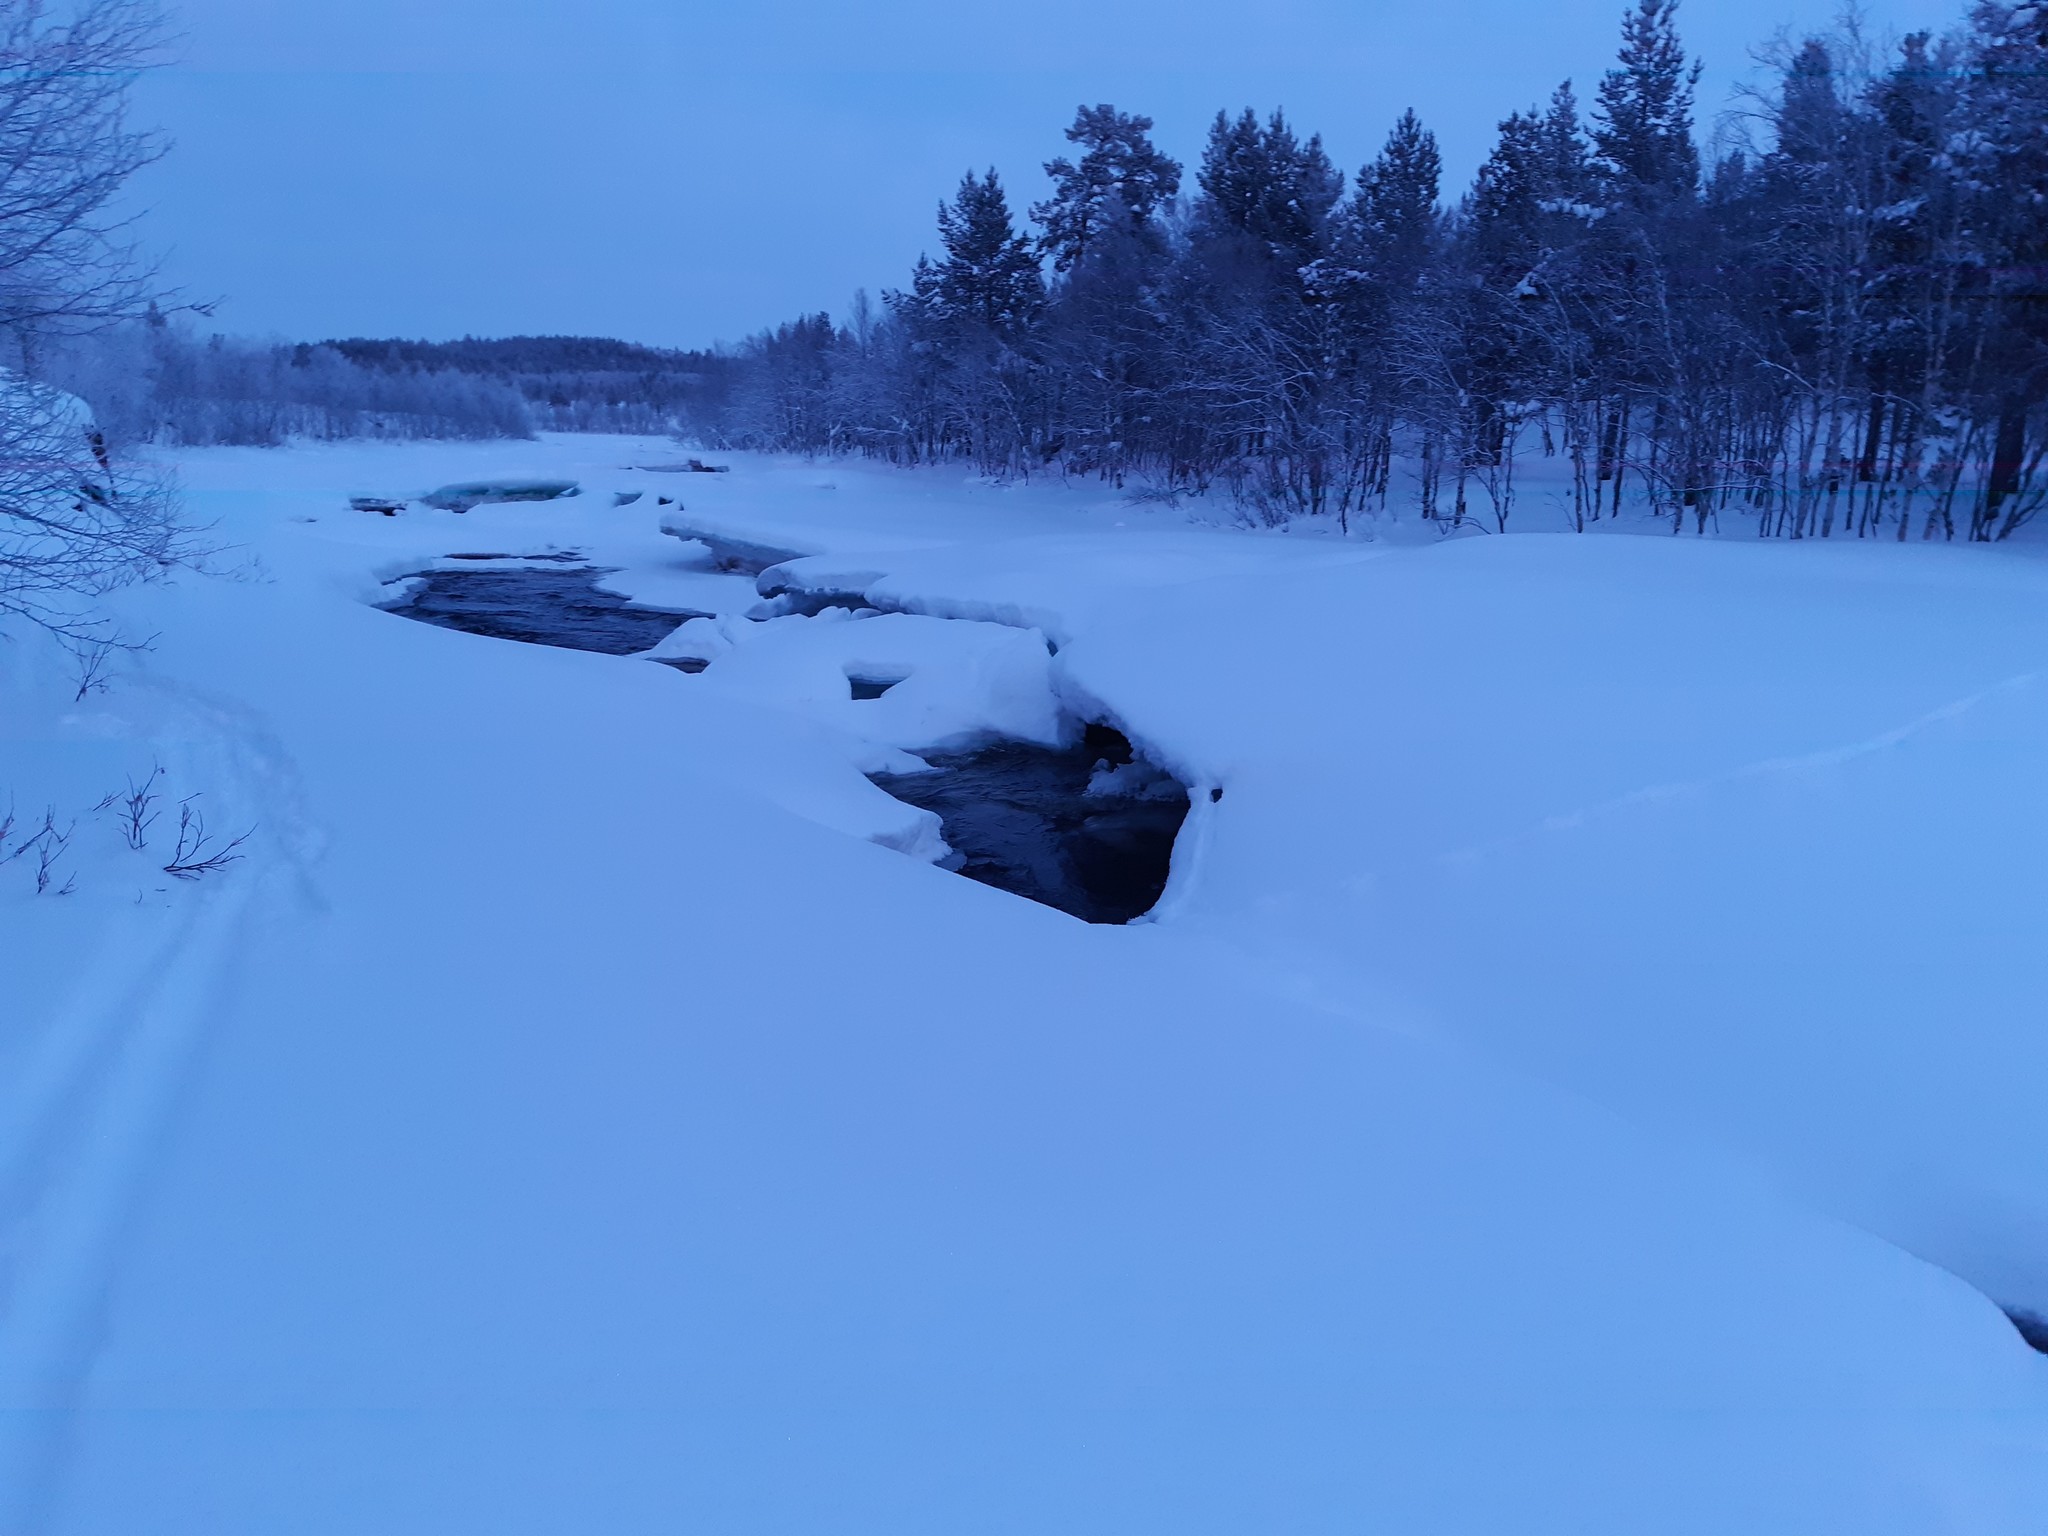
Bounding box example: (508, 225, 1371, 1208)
(381, 566, 706, 655)
(872, 724, 1190, 924)
(382, 566, 1190, 921)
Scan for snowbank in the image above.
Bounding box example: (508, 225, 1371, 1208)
(4, 440, 2045, 1535)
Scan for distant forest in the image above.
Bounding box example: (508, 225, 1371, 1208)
(46, 327, 733, 445)
(42, 0, 2048, 539)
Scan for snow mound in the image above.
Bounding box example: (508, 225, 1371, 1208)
(420, 478, 581, 511)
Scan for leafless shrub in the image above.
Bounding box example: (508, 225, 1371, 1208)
(107, 761, 164, 849)
(0, 804, 62, 884)
(161, 797, 251, 881)
(70, 633, 122, 699)
(30, 809, 72, 894)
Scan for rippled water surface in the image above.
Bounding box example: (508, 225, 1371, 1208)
(383, 567, 705, 656)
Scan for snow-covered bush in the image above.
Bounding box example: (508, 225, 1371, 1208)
(0, 370, 188, 673)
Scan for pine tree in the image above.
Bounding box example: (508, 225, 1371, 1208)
(1467, 85, 1597, 286)
(1538, 82, 1594, 212)
(1033, 105, 1181, 273)
(1194, 108, 1342, 267)
(1954, 1, 2048, 534)
(902, 170, 1044, 341)
(1593, 0, 1702, 208)
(1469, 110, 1546, 277)
(1353, 109, 1442, 286)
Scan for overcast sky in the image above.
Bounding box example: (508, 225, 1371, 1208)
(130, 0, 1959, 350)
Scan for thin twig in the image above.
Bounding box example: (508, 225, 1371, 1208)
(161, 798, 252, 880)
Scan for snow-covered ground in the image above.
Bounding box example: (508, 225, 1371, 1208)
(4, 434, 2046, 1533)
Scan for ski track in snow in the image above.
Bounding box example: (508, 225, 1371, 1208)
(1443, 670, 2041, 868)
(0, 883, 252, 1533)
(0, 677, 311, 1536)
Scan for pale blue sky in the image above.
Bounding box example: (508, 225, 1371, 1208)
(131, 0, 1957, 348)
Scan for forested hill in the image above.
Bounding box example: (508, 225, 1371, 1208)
(321, 335, 737, 433)
(43, 327, 742, 446)
(323, 335, 715, 378)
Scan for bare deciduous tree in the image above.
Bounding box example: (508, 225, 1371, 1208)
(0, 0, 194, 673)
(0, 0, 167, 335)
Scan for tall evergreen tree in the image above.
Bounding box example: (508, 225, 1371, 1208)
(1468, 85, 1597, 290)
(1194, 108, 1342, 267)
(1538, 82, 1595, 210)
(1353, 109, 1442, 286)
(901, 169, 1044, 340)
(1033, 105, 1180, 273)
(1954, 1, 2048, 534)
(1593, 0, 1702, 207)
(1469, 109, 1547, 277)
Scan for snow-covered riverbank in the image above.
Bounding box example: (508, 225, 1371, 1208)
(5, 435, 2046, 1534)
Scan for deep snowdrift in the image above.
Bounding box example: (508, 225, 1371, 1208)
(2, 437, 2044, 1535)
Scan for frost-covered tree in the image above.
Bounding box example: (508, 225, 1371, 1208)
(0, 0, 191, 674)
(0, 370, 185, 673)
(46, 320, 539, 446)
(0, 0, 166, 337)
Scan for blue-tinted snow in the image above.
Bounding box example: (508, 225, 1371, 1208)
(3, 436, 2046, 1534)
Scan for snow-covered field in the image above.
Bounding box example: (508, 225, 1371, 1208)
(4, 434, 2047, 1533)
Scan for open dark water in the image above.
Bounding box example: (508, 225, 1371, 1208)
(382, 567, 705, 655)
(872, 725, 1189, 924)
(381, 568, 1191, 923)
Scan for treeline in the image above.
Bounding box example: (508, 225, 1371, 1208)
(44, 320, 535, 445)
(43, 325, 734, 446)
(701, 0, 2048, 539)
(322, 335, 728, 435)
